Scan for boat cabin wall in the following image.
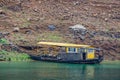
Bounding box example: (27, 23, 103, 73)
(86, 49, 95, 59)
(66, 47, 95, 59)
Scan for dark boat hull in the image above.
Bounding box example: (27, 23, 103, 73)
(29, 54, 103, 64)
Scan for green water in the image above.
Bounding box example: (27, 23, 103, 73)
(0, 61, 120, 80)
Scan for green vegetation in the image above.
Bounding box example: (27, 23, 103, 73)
(0, 38, 8, 44)
(37, 31, 64, 42)
(102, 60, 120, 64)
(0, 50, 32, 61)
(0, 38, 32, 61)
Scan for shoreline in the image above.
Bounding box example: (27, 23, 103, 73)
(101, 60, 120, 64)
(0, 60, 120, 63)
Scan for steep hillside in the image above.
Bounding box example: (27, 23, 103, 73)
(0, 0, 120, 60)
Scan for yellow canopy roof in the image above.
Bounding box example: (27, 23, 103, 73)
(37, 42, 93, 48)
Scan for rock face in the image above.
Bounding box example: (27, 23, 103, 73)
(69, 24, 87, 40)
(0, 0, 120, 60)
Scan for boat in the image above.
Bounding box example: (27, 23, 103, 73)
(30, 42, 103, 64)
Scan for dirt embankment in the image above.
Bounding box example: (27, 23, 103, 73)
(0, 0, 120, 60)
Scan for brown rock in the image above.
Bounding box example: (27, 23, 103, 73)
(13, 27, 20, 32)
(0, 10, 5, 15)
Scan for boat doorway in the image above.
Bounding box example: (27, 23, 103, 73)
(78, 48, 87, 60)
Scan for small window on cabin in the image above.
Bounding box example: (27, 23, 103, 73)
(78, 48, 85, 53)
(88, 49, 94, 53)
(68, 47, 77, 53)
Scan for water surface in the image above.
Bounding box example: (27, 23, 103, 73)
(0, 61, 120, 80)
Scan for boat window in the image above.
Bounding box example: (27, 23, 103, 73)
(68, 47, 77, 53)
(78, 48, 85, 53)
(87, 49, 94, 53)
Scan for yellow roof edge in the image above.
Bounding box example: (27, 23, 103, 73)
(37, 42, 94, 48)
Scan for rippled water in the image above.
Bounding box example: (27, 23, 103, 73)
(0, 61, 120, 80)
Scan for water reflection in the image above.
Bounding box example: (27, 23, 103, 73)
(0, 62, 120, 80)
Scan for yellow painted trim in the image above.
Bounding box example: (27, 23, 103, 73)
(87, 53, 95, 59)
(38, 42, 93, 48)
(76, 48, 78, 53)
(66, 47, 69, 53)
(86, 49, 95, 59)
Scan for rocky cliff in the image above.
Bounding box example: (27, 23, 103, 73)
(0, 0, 120, 60)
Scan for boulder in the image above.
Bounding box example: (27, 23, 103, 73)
(69, 24, 86, 31)
(48, 25, 56, 31)
(13, 27, 20, 32)
(0, 10, 6, 15)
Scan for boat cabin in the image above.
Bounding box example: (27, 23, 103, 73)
(66, 47, 95, 60)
